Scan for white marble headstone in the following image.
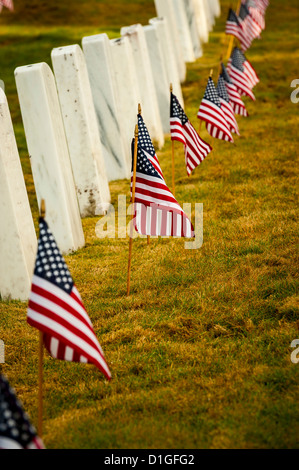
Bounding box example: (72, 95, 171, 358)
(109, 36, 140, 163)
(183, 0, 203, 58)
(154, 0, 186, 83)
(15, 62, 85, 254)
(143, 24, 170, 134)
(0, 80, 4, 91)
(171, 0, 196, 63)
(120, 23, 164, 148)
(51, 44, 111, 217)
(211, 0, 221, 17)
(82, 33, 130, 181)
(203, 0, 215, 32)
(192, 0, 209, 44)
(149, 17, 184, 108)
(0, 88, 37, 301)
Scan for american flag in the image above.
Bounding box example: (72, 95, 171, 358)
(244, 0, 266, 30)
(238, 47, 260, 88)
(132, 114, 194, 238)
(27, 218, 111, 381)
(170, 92, 212, 176)
(0, 0, 14, 11)
(0, 374, 45, 449)
(225, 8, 246, 47)
(197, 76, 234, 143)
(238, 3, 263, 46)
(228, 48, 256, 100)
(216, 75, 240, 136)
(221, 63, 248, 117)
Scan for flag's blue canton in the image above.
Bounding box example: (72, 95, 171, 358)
(231, 47, 244, 72)
(227, 8, 241, 25)
(221, 63, 233, 84)
(137, 114, 156, 157)
(0, 375, 37, 448)
(236, 47, 247, 64)
(135, 144, 162, 180)
(239, 4, 250, 20)
(170, 93, 188, 125)
(217, 76, 230, 103)
(34, 218, 73, 294)
(204, 77, 222, 108)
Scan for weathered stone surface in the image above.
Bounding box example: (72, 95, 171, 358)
(0, 88, 37, 301)
(149, 17, 184, 108)
(15, 62, 85, 254)
(120, 24, 164, 148)
(51, 44, 111, 217)
(109, 36, 140, 160)
(154, 0, 186, 83)
(82, 33, 130, 181)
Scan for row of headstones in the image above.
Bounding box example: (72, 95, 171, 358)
(0, 0, 221, 302)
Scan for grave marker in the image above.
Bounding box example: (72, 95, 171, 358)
(109, 36, 140, 157)
(0, 88, 37, 301)
(143, 23, 170, 134)
(15, 63, 85, 254)
(149, 17, 184, 107)
(154, 0, 186, 83)
(51, 44, 111, 216)
(82, 33, 130, 181)
(172, 0, 197, 62)
(120, 23, 164, 148)
(183, 0, 203, 58)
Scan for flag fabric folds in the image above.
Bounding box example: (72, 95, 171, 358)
(170, 92, 212, 176)
(243, 0, 266, 30)
(237, 47, 260, 88)
(131, 114, 194, 238)
(197, 76, 234, 143)
(0, 374, 45, 449)
(227, 48, 256, 100)
(221, 63, 248, 117)
(27, 218, 111, 381)
(239, 3, 263, 46)
(225, 8, 246, 47)
(217, 76, 240, 136)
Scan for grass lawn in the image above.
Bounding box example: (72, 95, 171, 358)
(0, 0, 298, 449)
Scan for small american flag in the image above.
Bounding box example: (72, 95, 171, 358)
(221, 63, 248, 117)
(217, 75, 240, 136)
(0, 374, 45, 449)
(132, 114, 194, 238)
(0, 0, 14, 11)
(225, 8, 247, 47)
(239, 3, 263, 46)
(170, 92, 212, 176)
(197, 76, 234, 143)
(244, 0, 266, 29)
(228, 48, 256, 101)
(237, 47, 260, 88)
(27, 218, 111, 381)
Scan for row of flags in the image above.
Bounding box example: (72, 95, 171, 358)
(129, 0, 269, 240)
(225, 0, 267, 52)
(0, 0, 269, 449)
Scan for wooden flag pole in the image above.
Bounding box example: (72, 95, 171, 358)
(226, 0, 242, 59)
(170, 83, 175, 196)
(127, 123, 139, 297)
(138, 104, 150, 246)
(38, 199, 46, 438)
